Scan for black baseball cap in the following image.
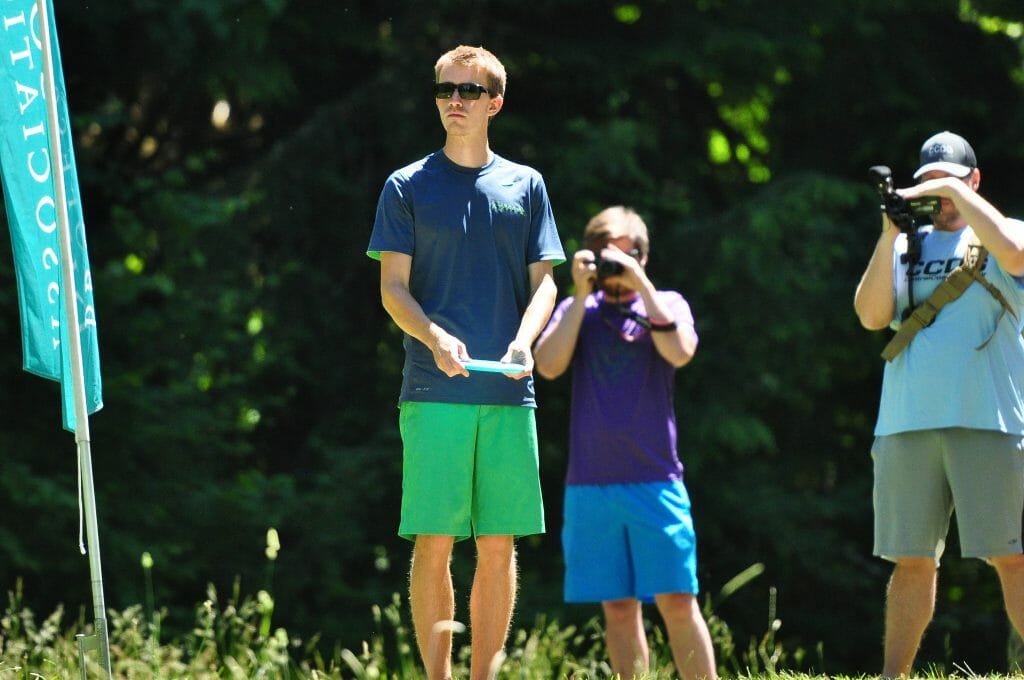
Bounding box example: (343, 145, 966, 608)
(913, 131, 977, 179)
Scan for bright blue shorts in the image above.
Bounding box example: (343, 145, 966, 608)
(562, 481, 699, 603)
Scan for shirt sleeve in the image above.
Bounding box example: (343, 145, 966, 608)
(526, 174, 565, 266)
(367, 174, 415, 261)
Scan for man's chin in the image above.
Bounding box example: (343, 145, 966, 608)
(598, 281, 637, 297)
(933, 211, 963, 230)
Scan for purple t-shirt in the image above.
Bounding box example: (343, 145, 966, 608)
(553, 290, 695, 485)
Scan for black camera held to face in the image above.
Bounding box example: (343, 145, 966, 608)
(594, 257, 625, 280)
(590, 245, 640, 282)
(868, 165, 941, 233)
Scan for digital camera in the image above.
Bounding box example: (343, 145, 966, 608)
(868, 165, 941, 232)
(595, 258, 625, 280)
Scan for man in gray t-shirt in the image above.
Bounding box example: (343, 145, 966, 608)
(854, 130, 1024, 677)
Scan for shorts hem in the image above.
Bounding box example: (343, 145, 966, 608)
(475, 526, 545, 537)
(565, 583, 698, 604)
(960, 545, 1024, 559)
(399, 527, 544, 541)
(398, 527, 471, 542)
(874, 549, 940, 563)
(566, 592, 650, 604)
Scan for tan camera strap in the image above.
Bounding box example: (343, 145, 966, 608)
(881, 242, 1018, 361)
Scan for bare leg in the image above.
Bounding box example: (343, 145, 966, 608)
(602, 598, 648, 677)
(469, 535, 516, 680)
(655, 592, 718, 680)
(883, 557, 937, 677)
(410, 535, 456, 680)
(992, 554, 1024, 638)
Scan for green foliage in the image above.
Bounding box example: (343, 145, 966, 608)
(0, 569, 1019, 678)
(0, 572, 805, 679)
(1, 0, 1024, 674)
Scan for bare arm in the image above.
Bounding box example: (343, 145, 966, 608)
(602, 245, 697, 368)
(533, 251, 596, 379)
(854, 214, 900, 330)
(501, 260, 558, 379)
(901, 174, 1024, 276)
(379, 251, 470, 377)
(634, 276, 698, 368)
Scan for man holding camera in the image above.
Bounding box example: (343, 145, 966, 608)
(534, 206, 717, 680)
(854, 131, 1024, 676)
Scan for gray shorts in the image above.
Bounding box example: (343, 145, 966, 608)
(873, 428, 1024, 562)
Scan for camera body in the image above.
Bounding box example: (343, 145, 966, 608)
(869, 165, 942, 232)
(595, 258, 625, 280)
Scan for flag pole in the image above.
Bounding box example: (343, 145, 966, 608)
(35, 1, 112, 677)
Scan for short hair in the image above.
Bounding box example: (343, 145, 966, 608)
(434, 45, 507, 98)
(582, 206, 650, 259)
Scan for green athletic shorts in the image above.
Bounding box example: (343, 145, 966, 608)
(872, 428, 1024, 562)
(397, 401, 544, 541)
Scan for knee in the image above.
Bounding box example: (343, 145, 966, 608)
(602, 598, 641, 624)
(893, 557, 938, 578)
(475, 535, 515, 564)
(414, 535, 455, 565)
(655, 593, 701, 626)
(990, 553, 1024, 578)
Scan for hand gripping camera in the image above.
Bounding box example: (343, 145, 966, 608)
(868, 165, 941, 233)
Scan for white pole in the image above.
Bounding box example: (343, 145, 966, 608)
(35, 1, 112, 677)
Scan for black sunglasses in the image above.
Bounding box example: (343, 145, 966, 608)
(433, 82, 492, 100)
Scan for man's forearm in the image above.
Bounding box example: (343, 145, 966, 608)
(854, 224, 899, 330)
(515, 274, 558, 346)
(381, 279, 440, 348)
(533, 290, 587, 379)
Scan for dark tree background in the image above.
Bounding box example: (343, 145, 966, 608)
(1, 0, 1023, 673)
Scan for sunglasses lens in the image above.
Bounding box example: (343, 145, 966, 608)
(434, 82, 490, 100)
(433, 83, 456, 99)
(457, 83, 483, 100)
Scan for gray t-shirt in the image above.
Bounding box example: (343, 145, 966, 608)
(876, 223, 1024, 435)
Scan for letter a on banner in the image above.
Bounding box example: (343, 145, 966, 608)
(0, 0, 102, 430)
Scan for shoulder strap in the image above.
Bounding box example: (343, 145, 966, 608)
(964, 249, 1019, 349)
(881, 244, 1017, 361)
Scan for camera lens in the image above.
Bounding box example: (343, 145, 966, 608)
(596, 259, 624, 279)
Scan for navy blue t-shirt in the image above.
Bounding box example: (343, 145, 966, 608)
(368, 151, 564, 407)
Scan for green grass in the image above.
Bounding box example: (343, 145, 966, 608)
(1, 577, 1019, 680)
(1, 555, 1022, 679)
(0, 573, 800, 679)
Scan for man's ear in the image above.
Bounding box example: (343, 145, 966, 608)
(488, 94, 504, 118)
(971, 168, 981, 191)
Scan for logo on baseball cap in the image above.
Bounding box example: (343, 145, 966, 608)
(913, 131, 977, 179)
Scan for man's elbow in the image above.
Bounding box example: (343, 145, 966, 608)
(533, 344, 569, 379)
(1001, 251, 1024, 278)
(534, 357, 565, 380)
(853, 296, 894, 331)
(669, 345, 697, 369)
(856, 310, 892, 331)
(669, 356, 692, 370)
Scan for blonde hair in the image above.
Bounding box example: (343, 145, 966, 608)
(582, 206, 650, 259)
(434, 45, 507, 97)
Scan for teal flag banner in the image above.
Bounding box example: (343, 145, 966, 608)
(0, 0, 102, 431)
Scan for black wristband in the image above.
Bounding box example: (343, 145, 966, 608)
(649, 320, 677, 332)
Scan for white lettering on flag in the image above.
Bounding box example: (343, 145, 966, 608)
(0, 0, 102, 430)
